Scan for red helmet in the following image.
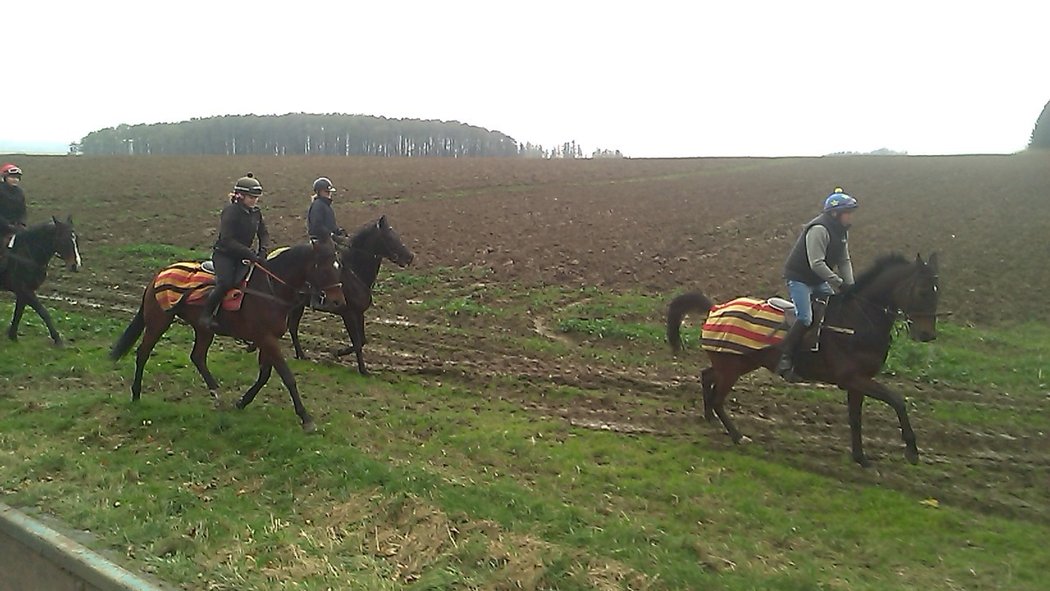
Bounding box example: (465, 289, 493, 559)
(0, 163, 22, 178)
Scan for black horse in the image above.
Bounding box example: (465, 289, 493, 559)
(288, 215, 415, 374)
(667, 254, 940, 466)
(1, 216, 82, 345)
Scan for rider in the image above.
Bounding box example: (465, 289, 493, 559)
(306, 177, 346, 241)
(306, 177, 347, 309)
(0, 163, 27, 233)
(0, 163, 27, 272)
(776, 187, 857, 380)
(201, 173, 270, 330)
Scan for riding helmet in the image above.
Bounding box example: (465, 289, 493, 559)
(1, 163, 22, 178)
(823, 187, 858, 213)
(234, 172, 263, 196)
(313, 177, 336, 194)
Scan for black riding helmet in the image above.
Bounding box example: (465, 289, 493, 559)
(312, 177, 335, 194)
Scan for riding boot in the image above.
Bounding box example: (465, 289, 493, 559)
(775, 321, 809, 382)
(201, 287, 225, 331)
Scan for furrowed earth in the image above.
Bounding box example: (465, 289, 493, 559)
(1, 153, 1048, 590)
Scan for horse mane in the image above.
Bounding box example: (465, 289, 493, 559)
(349, 217, 382, 248)
(18, 220, 57, 238)
(841, 254, 910, 298)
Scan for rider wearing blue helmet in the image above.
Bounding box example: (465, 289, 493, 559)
(777, 187, 858, 380)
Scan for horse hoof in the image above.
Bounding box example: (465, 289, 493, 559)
(53, 340, 65, 349)
(335, 347, 353, 357)
(358, 368, 371, 377)
(854, 456, 873, 468)
(905, 448, 919, 465)
(234, 400, 247, 410)
(302, 420, 317, 433)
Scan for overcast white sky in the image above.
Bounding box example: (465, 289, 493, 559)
(4, 1, 1047, 157)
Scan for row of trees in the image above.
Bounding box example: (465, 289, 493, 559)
(78, 113, 522, 157)
(1029, 100, 1050, 150)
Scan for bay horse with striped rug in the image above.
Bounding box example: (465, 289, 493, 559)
(666, 253, 940, 466)
(110, 236, 344, 431)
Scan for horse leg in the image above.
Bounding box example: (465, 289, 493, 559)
(711, 367, 745, 443)
(348, 311, 369, 376)
(288, 304, 308, 360)
(7, 293, 26, 341)
(236, 353, 272, 410)
(847, 390, 871, 467)
(22, 291, 63, 346)
(257, 337, 315, 432)
(700, 367, 716, 422)
(847, 377, 919, 465)
(132, 313, 174, 401)
(189, 328, 220, 393)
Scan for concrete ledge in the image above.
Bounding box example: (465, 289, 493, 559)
(0, 502, 170, 591)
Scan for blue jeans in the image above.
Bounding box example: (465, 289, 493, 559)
(787, 280, 834, 326)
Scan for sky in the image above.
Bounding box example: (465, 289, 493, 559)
(4, 1, 1048, 157)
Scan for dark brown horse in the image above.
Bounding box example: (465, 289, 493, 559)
(287, 215, 415, 374)
(667, 253, 940, 466)
(109, 236, 345, 431)
(1, 216, 82, 346)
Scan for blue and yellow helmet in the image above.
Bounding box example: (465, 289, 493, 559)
(823, 187, 858, 213)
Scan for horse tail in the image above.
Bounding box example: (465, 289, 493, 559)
(666, 291, 713, 355)
(110, 292, 146, 360)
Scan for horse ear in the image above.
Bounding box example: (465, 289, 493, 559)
(52, 215, 59, 224)
(66, 214, 74, 225)
(915, 252, 923, 264)
(378, 215, 388, 229)
(927, 252, 939, 272)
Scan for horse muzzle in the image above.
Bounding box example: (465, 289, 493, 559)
(322, 283, 345, 308)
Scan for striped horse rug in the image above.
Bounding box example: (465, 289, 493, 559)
(152, 262, 246, 312)
(701, 297, 789, 354)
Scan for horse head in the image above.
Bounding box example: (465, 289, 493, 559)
(894, 253, 940, 342)
(51, 215, 82, 272)
(348, 215, 414, 267)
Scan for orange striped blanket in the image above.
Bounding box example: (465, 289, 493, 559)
(153, 262, 245, 312)
(701, 297, 788, 354)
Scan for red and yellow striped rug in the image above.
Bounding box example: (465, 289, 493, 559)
(701, 297, 788, 354)
(152, 262, 242, 312)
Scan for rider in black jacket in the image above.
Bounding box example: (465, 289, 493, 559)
(0, 163, 27, 234)
(201, 173, 270, 330)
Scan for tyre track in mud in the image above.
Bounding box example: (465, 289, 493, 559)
(37, 285, 1050, 524)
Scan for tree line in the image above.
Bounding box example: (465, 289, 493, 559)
(77, 113, 522, 157)
(1029, 100, 1050, 150)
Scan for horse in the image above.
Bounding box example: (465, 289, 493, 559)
(1, 216, 82, 346)
(109, 236, 345, 432)
(666, 253, 940, 466)
(287, 215, 415, 375)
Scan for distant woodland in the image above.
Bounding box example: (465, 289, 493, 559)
(1030, 100, 1050, 149)
(77, 113, 522, 157)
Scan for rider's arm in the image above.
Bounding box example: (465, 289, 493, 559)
(838, 242, 855, 286)
(256, 212, 271, 256)
(805, 226, 844, 289)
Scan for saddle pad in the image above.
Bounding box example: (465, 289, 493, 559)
(701, 297, 789, 355)
(153, 262, 242, 312)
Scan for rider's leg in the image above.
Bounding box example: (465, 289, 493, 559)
(777, 280, 814, 379)
(201, 255, 237, 329)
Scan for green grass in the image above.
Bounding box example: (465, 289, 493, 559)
(885, 321, 1050, 396)
(2, 301, 1050, 590)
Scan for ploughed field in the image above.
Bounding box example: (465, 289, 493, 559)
(2, 153, 1049, 590)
